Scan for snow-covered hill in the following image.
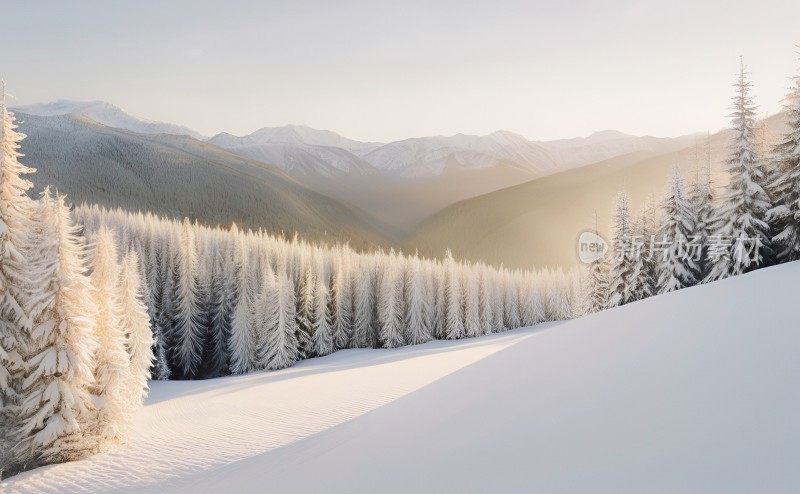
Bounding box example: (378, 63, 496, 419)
(14, 100, 204, 139)
(4, 262, 798, 493)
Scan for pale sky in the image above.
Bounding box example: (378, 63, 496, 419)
(2, 0, 799, 142)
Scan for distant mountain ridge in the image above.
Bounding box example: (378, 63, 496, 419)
(16, 100, 205, 140)
(16, 99, 698, 180)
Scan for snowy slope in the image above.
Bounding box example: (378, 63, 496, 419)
(13, 100, 204, 139)
(4, 262, 798, 493)
(2, 330, 533, 493)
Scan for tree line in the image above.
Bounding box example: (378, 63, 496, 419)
(74, 205, 583, 381)
(587, 57, 800, 311)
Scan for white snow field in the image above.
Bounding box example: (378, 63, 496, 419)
(4, 262, 800, 493)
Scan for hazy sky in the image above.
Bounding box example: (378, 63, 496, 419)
(2, 0, 799, 142)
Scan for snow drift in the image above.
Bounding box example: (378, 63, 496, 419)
(4, 262, 799, 493)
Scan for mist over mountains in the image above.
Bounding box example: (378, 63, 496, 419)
(13, 99, 709, 265)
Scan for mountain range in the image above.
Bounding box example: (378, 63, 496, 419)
(12, 99, 730, 265)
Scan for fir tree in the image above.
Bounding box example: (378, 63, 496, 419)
(768, 52, 800, 262)
(89, 227, 133, 449)
(608, 187, 635, 307)
(0, 80, 37, 422)
(585, 212, 611, 312)
(707, 60, 773, 280)
(169, 218, 204, 379)
(378, 258, 405, 348)
(443, 251, 464, 339)
(119, 250, 154, 405)
(657, 167, 700, 293)
(16, 192, 98, 467)
(262, 271, 299, 370)
(404, 256, 432, 345)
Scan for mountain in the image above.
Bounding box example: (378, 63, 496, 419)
(14, 100, 205, 139)
(14, 112, 396, 249)
(537, 130, 701, 168)
(207, 126, 378, 176)
(359, 130, 561, 178)
(13, 99, 710, 241)
(5, 262, 797, 493)
(406, 113, 787, 269)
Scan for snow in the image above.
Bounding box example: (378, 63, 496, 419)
(13, 100, 204, 139)
(5, 261, 798, 493)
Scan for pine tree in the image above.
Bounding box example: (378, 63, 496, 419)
(15, 192, 98, 467)
(477, 266, 496, 333)
(608, 187, 635, 307)
(520, 273, 542, 327)
(690, 141, 715, 281)
(311, 259, 334, 357)
(169, 218, 204, 379)
(0, 80, 37, 426)
(627, 205, 655, 302)
(404, 256, 432, 345)
(443, 251, 464, 339)
(585, 212, 611, 312)
(262, 271, 299, 370)
(657, 167, 700, 293)
(89, 227, 133, 449)
(378, 257, 405, 348)
(768, 52, 800, 262)
(206, 249, 233, 377)
(228, 236, 257, 375)
(351, 257, 375, 348)
(119, 250, 154, 405)
(330, 255, 353, 351)
(463, 267, 481, 337)
(502, 269, 521, 329)
(707, 60, 773, 280)
(295, 266, 316, 358)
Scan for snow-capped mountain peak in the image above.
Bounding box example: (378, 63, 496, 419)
(13, 99, 204, 139)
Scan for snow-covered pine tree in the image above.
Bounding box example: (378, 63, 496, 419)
(295, 265, 316, 358)
(228, 235, 258, 375)
(89, 227, 133, 449)
(350, 256, 374, 348)
(707, 60, 774, 280)
(0, 80, 37, 424)
(377, 256, 405, 348)
(585, 212, 611, 313)
(15, 191, 98, 468)
(311, 258, 334, 356)
(119, 250, 154, 405)
(520, 272, 545, 327)
(689, 140, 715, 281)
(262, 270, 300, 370)
(404, 255, 432, 345)
(502, 269, 521, 329)
(607, 187, 635, 307)
(627, 205, 654, 302)
(330, 253, 353, 351)
(657, 167, 700, 293)
(462, 267, 481, 337)
(767, 54, 800, 262)
(477, 265, 495, 334)
(205, 248, 233, 377)
(443, 251, 464, 339)
(169, 218, 204, 379)
(431, 261, 446, 340)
